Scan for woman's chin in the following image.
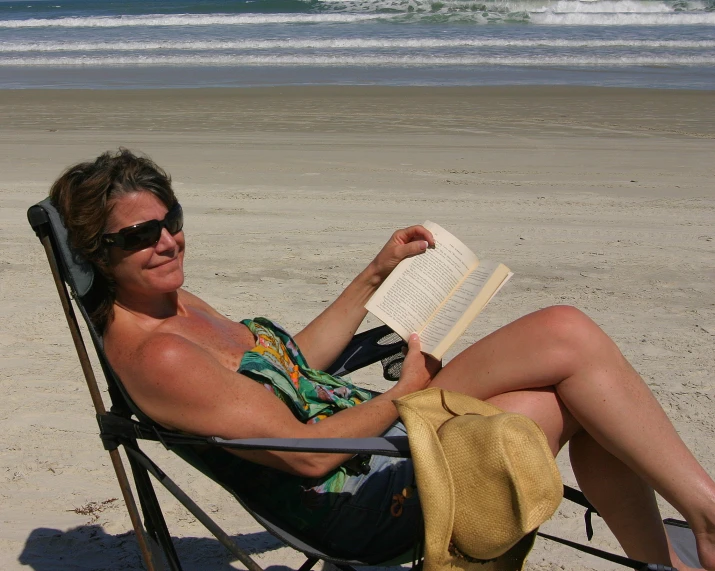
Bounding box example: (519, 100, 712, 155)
(151, 268, 184, 293)
(166, 272, 185, 292)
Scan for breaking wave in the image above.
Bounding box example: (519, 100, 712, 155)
(2, 0, 714, 28)
(2, 38, 714, 52)
(2, 54, 712, 65)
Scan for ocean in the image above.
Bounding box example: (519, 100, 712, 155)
(0, 0, 713, 89)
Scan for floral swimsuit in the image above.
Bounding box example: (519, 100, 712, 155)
(224, 318, 421, 559)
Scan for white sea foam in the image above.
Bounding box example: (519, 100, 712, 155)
(2, 2, 714, 28)
(2, 0, 712, 88)
(2, 38, 714, 52)
(537, 0, 675, 12)
(1, 54, 712, 66)
(0, 12, 383, 29)
(317, 0, 707, 10)
(318, 0, 712, 13)
(533, 11, 715, 24)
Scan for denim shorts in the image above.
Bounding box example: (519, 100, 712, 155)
(313, 422, 423, 561)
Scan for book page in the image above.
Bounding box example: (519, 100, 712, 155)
(422, 220, 478, 276)
(364, 221, 479, 339)
(426, 262, 511, 359)
(419, 260, 503, 354)
(487, 271, 514, 304)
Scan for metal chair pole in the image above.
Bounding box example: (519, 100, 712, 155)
(40, 233, 159, 571)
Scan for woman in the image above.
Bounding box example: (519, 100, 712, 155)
(50, 149, 715, 570)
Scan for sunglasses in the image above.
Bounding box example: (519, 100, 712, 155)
(102, 202, 183, 251)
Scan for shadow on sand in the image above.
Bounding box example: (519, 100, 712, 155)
(18, 525, 291, 571)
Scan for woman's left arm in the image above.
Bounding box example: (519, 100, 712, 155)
(294, 225, 435, 371)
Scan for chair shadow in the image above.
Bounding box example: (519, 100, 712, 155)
(19, 525, 290, 571)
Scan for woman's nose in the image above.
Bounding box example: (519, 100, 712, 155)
(155, 227, 178, 252)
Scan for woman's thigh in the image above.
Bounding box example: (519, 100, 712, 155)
(485, 388, 581, 456)
(430, 305, 601, 400)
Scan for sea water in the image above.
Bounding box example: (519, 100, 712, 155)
(0, 0, 713, 89)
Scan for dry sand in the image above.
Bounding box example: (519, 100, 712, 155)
(1, 86, 714, 571)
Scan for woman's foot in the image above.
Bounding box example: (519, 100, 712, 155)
(693, 527, 715, 570)
(669, 549, 703, 571)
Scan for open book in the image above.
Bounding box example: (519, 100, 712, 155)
(365, 221, 512, 360)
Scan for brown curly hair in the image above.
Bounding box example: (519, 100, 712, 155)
(49, 148, 177, 332)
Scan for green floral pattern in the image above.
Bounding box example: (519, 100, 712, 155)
(229, 318, 375, 530)
(239, 317, 374, 423)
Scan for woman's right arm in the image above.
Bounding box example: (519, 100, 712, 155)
(125, 332, 438, 479)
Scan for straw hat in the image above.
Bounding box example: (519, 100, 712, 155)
(395, 387, 562, 571)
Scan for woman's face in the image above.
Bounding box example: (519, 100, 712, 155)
(106, 191, 185, 298)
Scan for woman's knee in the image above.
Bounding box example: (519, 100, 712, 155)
(532, 305, 614, 370)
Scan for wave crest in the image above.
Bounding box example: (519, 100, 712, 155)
(2, 0, 714, 28)
(2, 38, 714, 52)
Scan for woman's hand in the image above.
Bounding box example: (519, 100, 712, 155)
(295, 225, 434, 371)
(368, 225, 435, 284)
(395, 333, 442, 395)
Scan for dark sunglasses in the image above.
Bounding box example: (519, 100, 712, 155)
(102, 202, 183, 251)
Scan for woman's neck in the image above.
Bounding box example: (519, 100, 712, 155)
(114, 289, 183, 326)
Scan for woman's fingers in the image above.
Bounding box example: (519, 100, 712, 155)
(397, 334, 439, 393)
(369, 225, 436, 281)
(406, 332, 422, 355)
(384, 226, 434, 263)
(396, 239, 429, 260)
(393, 225, 435, 248)
(405, 334, 441, 376)
(400, 333, 423, 375)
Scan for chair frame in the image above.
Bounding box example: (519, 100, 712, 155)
(29, 200, 412, 571)
(29, 200, 686, 571)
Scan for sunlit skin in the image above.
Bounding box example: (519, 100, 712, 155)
(107, 192, 185, 312)
(104, 192, 256, 373)
(103, 190, 714, 571)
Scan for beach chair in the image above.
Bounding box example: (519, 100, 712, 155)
(28, 198, 701, 571)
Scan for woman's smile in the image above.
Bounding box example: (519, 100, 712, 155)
(107, 191, 186, 297)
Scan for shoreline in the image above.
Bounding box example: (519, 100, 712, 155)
(2, 63, 713, 92)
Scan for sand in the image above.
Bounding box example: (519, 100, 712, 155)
(1, 86, 714, 571)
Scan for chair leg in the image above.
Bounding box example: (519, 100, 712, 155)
(124, 446, 265, 571)
(131, 460, 160, 543)
(146, 535, 171, 571)
(106, 448, 163, 571)
(38, 234, 163, 571)
(297, 557, 320, 571)
(127, 451, 183, 571)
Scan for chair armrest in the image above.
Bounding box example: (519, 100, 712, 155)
(98, 412, 411, 458)
(211, 436, 410, 457)
(325, 324, 405, 378)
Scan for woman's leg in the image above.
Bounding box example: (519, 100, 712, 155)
(569, 431, 693, 569)
(487, 387, 696, 570)
(431, 305, 715, 569)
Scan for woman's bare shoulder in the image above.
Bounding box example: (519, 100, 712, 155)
(177, 288, 226, 318)
(115, 329, 298, 438)
(115, 329, 209, 389)
(117, 332, 235, 427)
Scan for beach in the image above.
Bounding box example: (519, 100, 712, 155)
(1, 86, 714, 571)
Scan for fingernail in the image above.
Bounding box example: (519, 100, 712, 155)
(410, 333, 419, 341)
(420, 241, 428, 250)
